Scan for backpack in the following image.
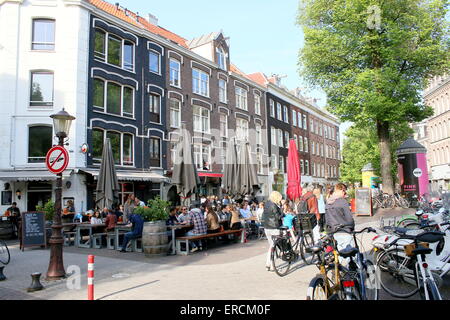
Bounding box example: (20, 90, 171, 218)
(297, 194, 315, 215)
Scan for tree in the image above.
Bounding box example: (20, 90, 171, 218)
(297, 0, 450, 194)
(340, 122, 413, 185)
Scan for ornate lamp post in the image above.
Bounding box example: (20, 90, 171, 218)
(46, 108, 75, 280)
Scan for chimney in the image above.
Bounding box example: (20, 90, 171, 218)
(148, 13, 158, 25)
(115, 2, 119, 9)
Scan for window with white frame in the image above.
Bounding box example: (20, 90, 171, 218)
(271, 127, 277, 146)
(30, 71, 54, 107)
(300, 159, 304, 175)
(169, 58, 181, 87)
(94, 30, 135, 71)
(305, 160, 309, 176)
(279, 155, 285, 173)
(284, 131, 290, 147)
(92, 128, 134, 166)
(107, 35, 121, 67)
(321, 164, 325, 178)
(149, 137, 161, 167)
(194, 144, 211, 170)
(321, 144, 324, 157)
(149, 93, 161, 123)
(294, 134, 298, 149)
(255, 123, 262, 145)
(299, 135, 304, 151)
(292, 110, 297, 127)
(283, 105, 289, 123)
(149, 50, 160, 74)
(93, 78, 134, 118)
(255, 94, 261, 115)
(219, 79, 227, 103)
(310, 119, 314, 133)
(304, 137, 309, 152)
(271, 154, 278, 170)
(298, 112, 303, 129)
(316, 142, 320, 155)
(32, 19, 55, 51)
(303, 115, 307, 129)
(193, 105, 210, 133)
(216, 47, 227, 70)
(236, 118, 249, 141)
(28, 126, 52, 163)
(278, 129, 284, 148)
(220, 113, 228, 137)
(270, 99, 275, 118)
(235, 87, 248, 111)
(324, 125, 328, 138)
(277, 102, 282, 121)
(169, 98, 181, 128)
(192, 68, 209, 97)
(169, 139, 178, 167)
(312, 162, 316, 176)
(319, 124, 323, 136)
(312, 141, 315, 155)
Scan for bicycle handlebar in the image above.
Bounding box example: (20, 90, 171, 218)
(331, 225, 376, 235)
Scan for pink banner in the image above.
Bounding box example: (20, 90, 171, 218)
(416, 153, 429, 197)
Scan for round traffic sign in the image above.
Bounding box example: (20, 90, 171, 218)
(46, 146, 69, 174)
(413, 168, 423, 178)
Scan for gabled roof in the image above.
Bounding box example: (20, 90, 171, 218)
(186, 32, 221, 49)
(247, 73, 268, 87)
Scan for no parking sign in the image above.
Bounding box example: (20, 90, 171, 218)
(46, 146, 69, 174)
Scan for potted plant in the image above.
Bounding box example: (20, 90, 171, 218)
(36, 200, 55, 222)
(133, 196, 170, 224)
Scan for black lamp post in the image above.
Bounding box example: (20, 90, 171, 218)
(46, 108, 75, 280)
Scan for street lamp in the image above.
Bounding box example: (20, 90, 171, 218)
(46, 108, 75, 280)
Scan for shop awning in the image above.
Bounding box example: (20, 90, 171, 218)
(198, 172, 223, 178)
(0, 170, 72, 181)
(79, 169, 169, 183)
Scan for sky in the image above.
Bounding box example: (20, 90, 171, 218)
(118, 0, 351, 143)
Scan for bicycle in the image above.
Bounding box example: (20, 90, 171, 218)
(376, 230, 445, 300)
(0, 240, 10, 265)
(393, 193, 410, 209)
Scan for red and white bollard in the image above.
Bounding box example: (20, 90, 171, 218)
(87, 255, 94, 300)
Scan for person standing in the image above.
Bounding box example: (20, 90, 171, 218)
(299, 184, 320, 240)
(7, 202, 21, 239)
(261, 191, 283, 271)
(123, 194, 136, 223)
(206, 206, 221, 234)
(120, 212, 144, 252)
(314, 185, 326, 233)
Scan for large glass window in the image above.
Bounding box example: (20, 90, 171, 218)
(193, 105, 209, 133)
(123, 133, 133, 166)
(278, 129, 283, 148)
(277, 102, 282, 121)
(216, 47, 226, 70)
(235, 87, 248, 111)
(32, 19, 55, 50)
(298, 112, 302, 129)
(149, 93, 161, 123)
(92, 129, 104, 163)
(255, 94, 261, 115)
(292, 110, 297, 127)
(304, 137, 309, 152)
(149, 137, 161, 167)
(305, 160, 310, 176)
(283, 105, 289, 123)
(30, 71, 54, 107)
(169, 98, 181, 128)
(92, 130, 133, 166)
(220, 113, 228, 137)
(123, 87, 133, 117)
(279, 156, 285, 173)
(149, 51, 160, 74)
(271, 127, 277, 146)
(93, 79, 133, 117)
(170, 59, 181, 87)
(94, 29, 106, 61)
(106, 131, 121, 164)
(106, 82, 121, 115)
(28, 126, 52, 163)
(299, 135, 304, 151)
(271, 154, 278, 170)
(303, 115, 307, 130)
(93, 78, 105, 110)
(192, 69, 209, 97)
(194, 144, 210, 170)
(94, 29, 135, 71)
(236, 118, 249, 141)
(123, 41, 134, 71)
(108, 35, 122, 67)
(219, 79, 227, 103)
(256, 124, 262, 145)
(300, 159, 304, 175)
(270, 99, 275, 118)
(284, 131, 290, 147)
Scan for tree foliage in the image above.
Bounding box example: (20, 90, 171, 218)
(297, 0, 450, 192)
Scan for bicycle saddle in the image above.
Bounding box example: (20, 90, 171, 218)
(415, 231, 445, 244)
(412, 246, 433, 256)
(338, 246, 359, 258)
(278, 226, 289, 231)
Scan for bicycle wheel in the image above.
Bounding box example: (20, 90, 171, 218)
(300, 231, 316, 265)
(0, 240, 10, 265)
(399, 198, 410, 209)
(306, 276, 328, 300)
(363, 260, 379, 300)
(271, 239, 292, 277)
(396, 218, 418, 229)
(376, 248, 419, 298)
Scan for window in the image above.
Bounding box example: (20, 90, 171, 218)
(312, 162, 316, 176)
(149, 137, 161, 167)
(278, 129, 284, 148)
(28, 126, 52, 163)
(94, 29, 106, 61)
(92, 130, 134, 166)
(255, 94, 261, 115)
(310, 119, 314, 134)
(193, 105, 210, 133)
(321, 164, 325, 178)
(304, 137, 309, 152)
(284, 131, 290, 147)
(303, 115, 307, 129)
(93, 78, 134, 118)
(123, 41, 134, 71)
(299, 135, 304, 151)
(94, 29, 135, 71)
(30, 71, 54, 107)
(279, 156, 285, 173)
(169, 139, 178, 167)
(149, 50, 160, 74)
(194, 144, 211, 170)
(122, 133, 133, 166)
(292, 110, 297, 127)
(305, 160, 310, 176)
(319, 124, 323, 136)
(192, 69, 209, 97)
(321, 144, 324, 157)
(169, 98, 181, 128)
(108, 35, 122, 67)
(149, 93, 161, 123)
(324, 125, 328, 138)
(271, 154, 278, 170)
(298, 112, 302, 129)
(271, 127, 277, 146)
(92, 129, 104, 163)
(316, 143, 320, 155)
(294, 134, 298, 149)
(32, 19, 55, 50)
(283, 106, 289, 123)
(107, 131, 121, 165)
(216, 47, 226, 70)
(235, 87, 248, 110)
(169, 59, 181, 87)
(255, 124, 262, 145)
(257, 150, 263, 174)
(219, 79, 227, 103)
(236, 118, 249, 141)
(277, 103, 282, 121)
(300, 159, 304, 175)
(220, 113, 228, 137)
(270, 99, 275, 117)
(312, 141, 315, 155)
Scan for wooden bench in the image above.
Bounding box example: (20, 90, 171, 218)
(175, 229, 245, 255)
(63, 231, 76, 246)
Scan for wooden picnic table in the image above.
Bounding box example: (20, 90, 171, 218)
(75, 223, 106, 248)
(168, 224, 193, 255)
(114, 223, 132, 250)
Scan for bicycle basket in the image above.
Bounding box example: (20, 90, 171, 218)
(404, 242, 429, 257)
(295, 213, 317, 231)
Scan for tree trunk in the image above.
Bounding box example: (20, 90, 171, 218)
(376, 121, 394, 194)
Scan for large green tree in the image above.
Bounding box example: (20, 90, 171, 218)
(297, 0, 450, 193)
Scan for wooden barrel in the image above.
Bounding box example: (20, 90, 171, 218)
(142, 221, 169, 256)
(0, 219, 14, 240)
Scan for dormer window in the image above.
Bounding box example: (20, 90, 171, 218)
(216, 47, 227, 70)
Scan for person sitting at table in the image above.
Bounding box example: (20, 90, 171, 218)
(218, 205, 231, 230)
(90, 211, 103, 224)
(166, 207, 179, 226)
(239, 203, 252, 220)
(185, 202, 208, 253)
(104, 210, 117, 233)
(113, 204, 124, 222)
(6, 202, 21, 239)
(230, 205, 243, 230)
(63, 200, 75, 216)
(177, 206, 189, 224)
(120, 212, 144, 253)
(206, 206, 221, 234)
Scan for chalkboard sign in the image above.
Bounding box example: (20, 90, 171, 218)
(21, 211, 46, 250)
(355, 188, 373, 216)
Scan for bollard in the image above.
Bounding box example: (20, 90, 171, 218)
(27, 273, 44, 292)
(87, 255, 94, 300)
(0, 266, 6, 281)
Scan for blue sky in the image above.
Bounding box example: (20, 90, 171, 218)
(118, 0, 351, 141)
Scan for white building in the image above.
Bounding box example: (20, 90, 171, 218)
(0, 0, 90, 213)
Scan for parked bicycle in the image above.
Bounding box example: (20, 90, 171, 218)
(0, 240, 10, 265)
